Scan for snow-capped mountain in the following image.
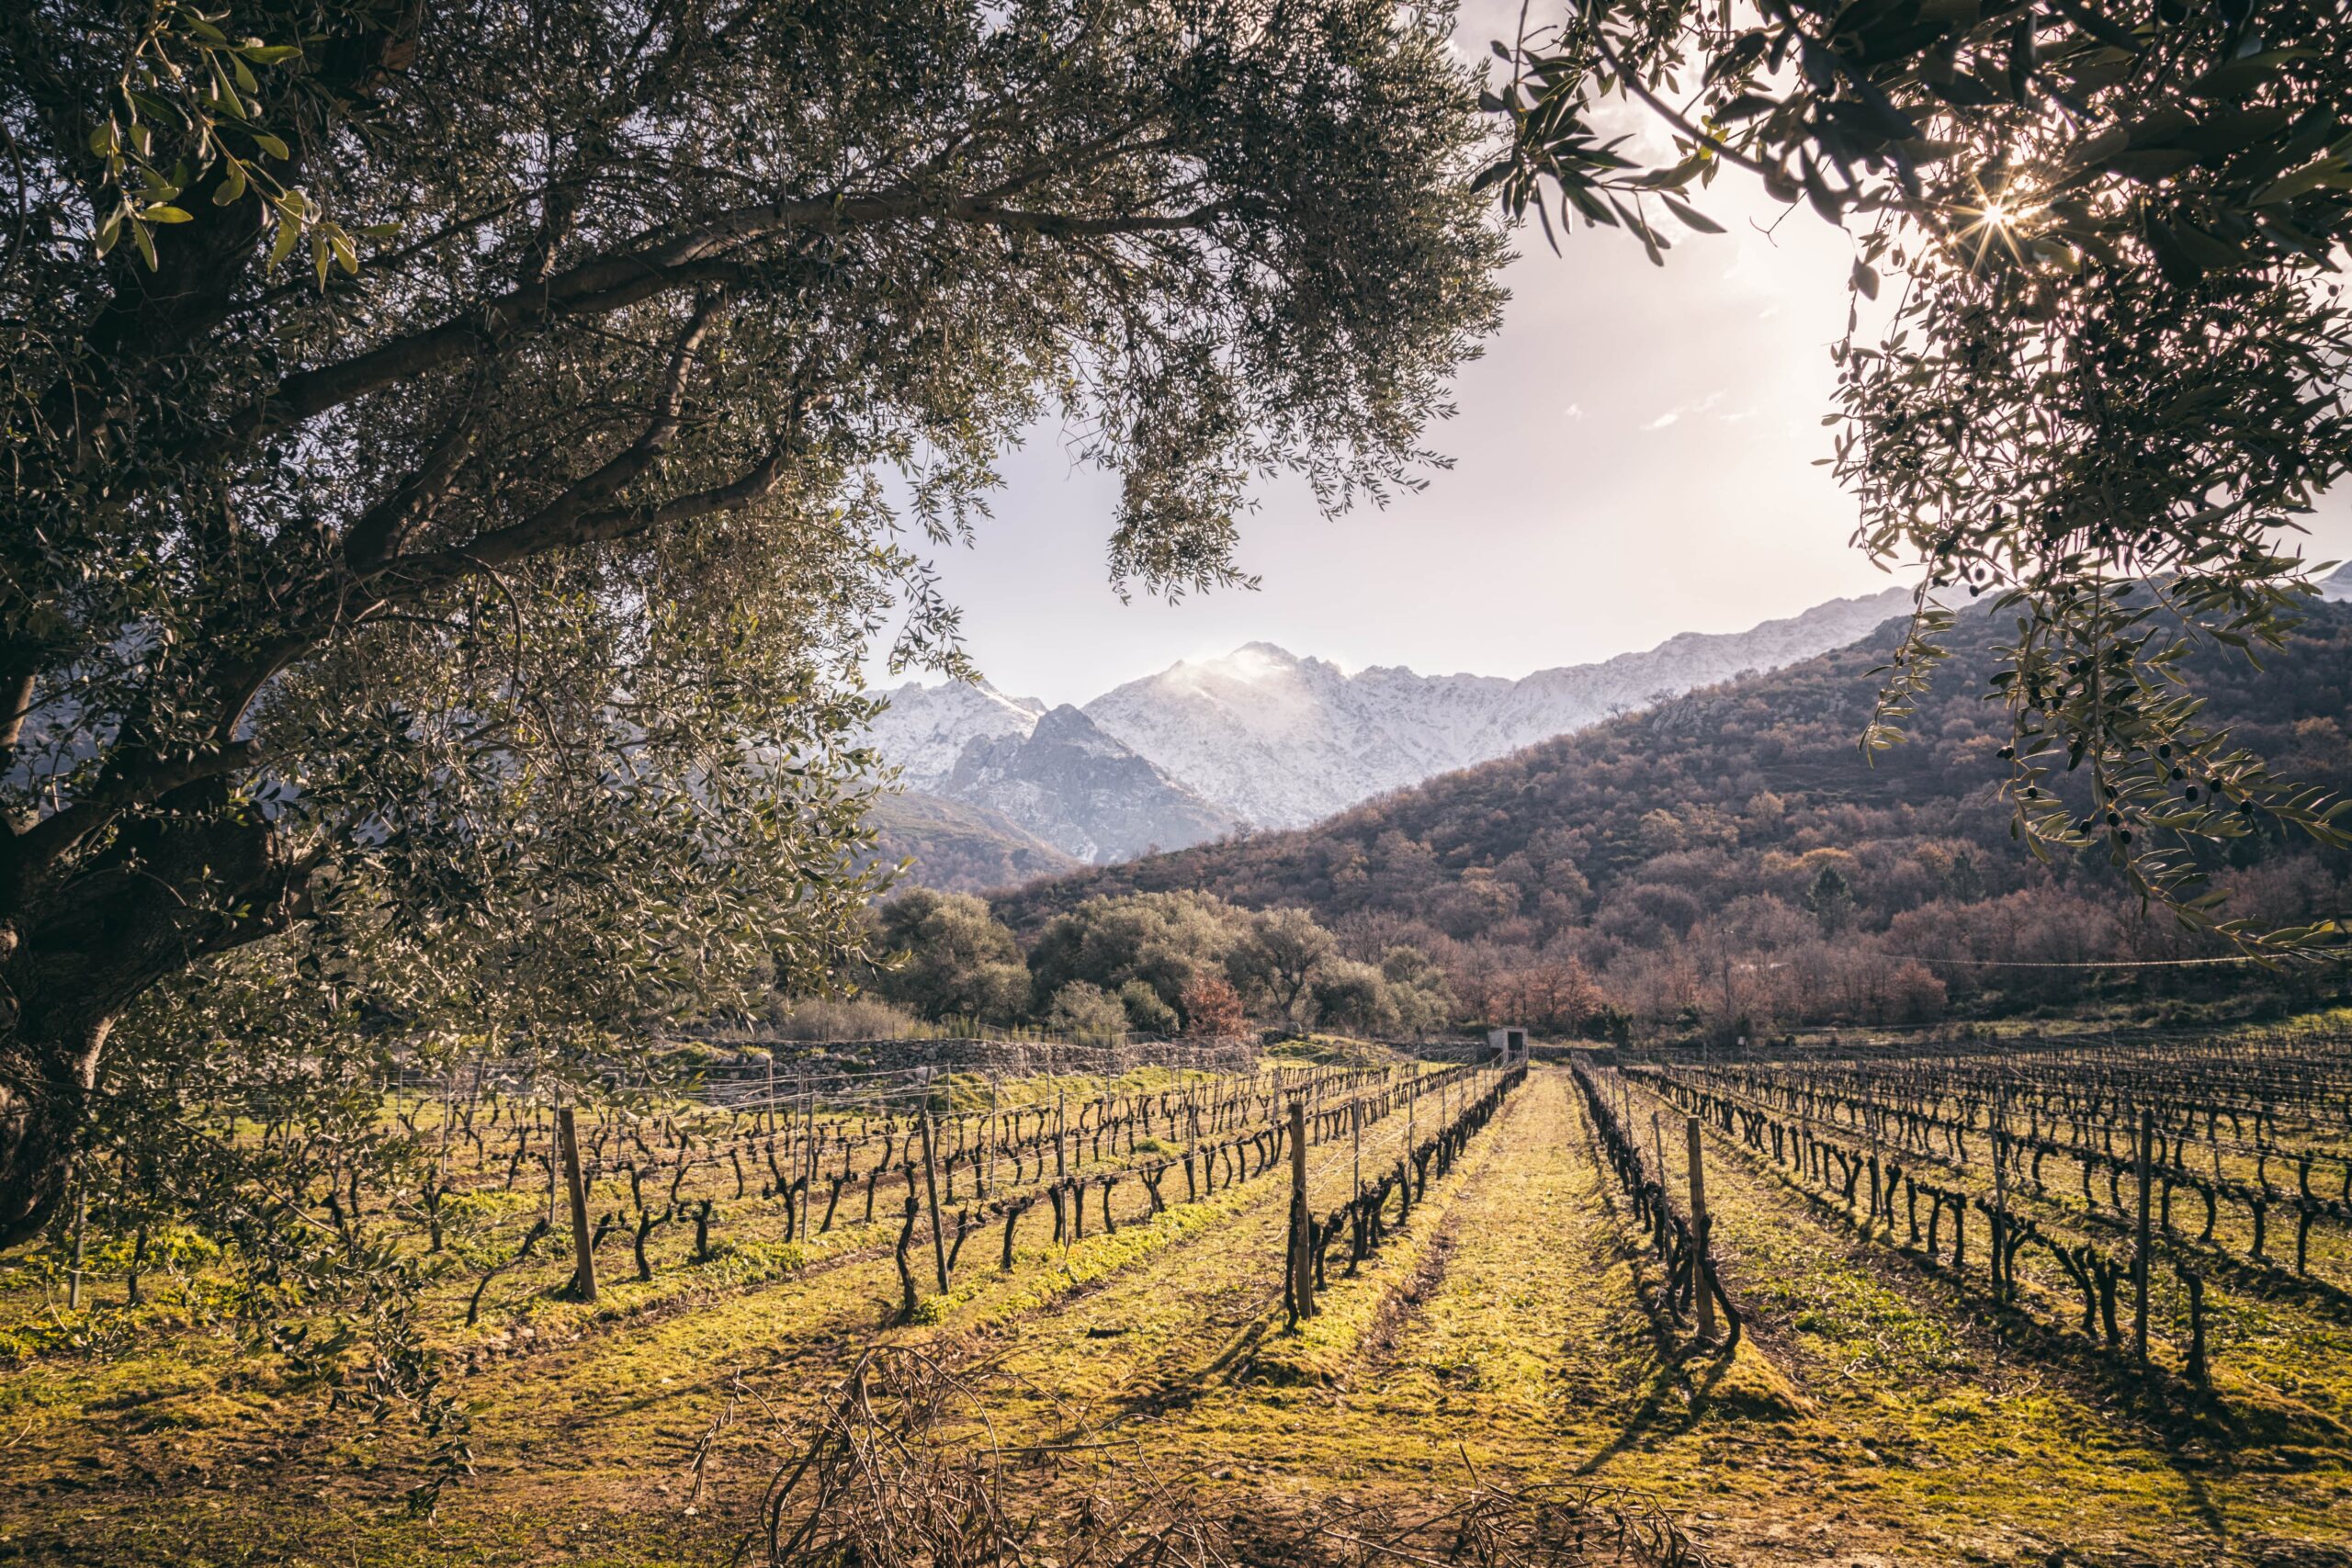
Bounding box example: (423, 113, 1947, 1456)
(937, 705, 1237, 863)
(865, 586, 1918, 874)
(1079, 586, 1917, 828)
(2321, 562, 2352, 603)
(864, 679, 1045, 793)
(1079, 644, 1475, 830)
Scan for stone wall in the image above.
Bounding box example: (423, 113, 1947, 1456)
(683, 1036, 1259, 1100)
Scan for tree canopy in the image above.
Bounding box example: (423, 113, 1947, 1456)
(0, 0, 1505, 1249)
(1490, 0, 2352, 953)
(1012, 886, 1459, 1033)
(865, 888, 1031, 1024)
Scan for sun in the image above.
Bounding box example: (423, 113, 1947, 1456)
(1952, 183, 2039, 268)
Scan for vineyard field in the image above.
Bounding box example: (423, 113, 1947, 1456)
(5, 1037, 2352, 1567)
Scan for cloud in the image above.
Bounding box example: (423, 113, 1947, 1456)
(1641, 389, 1726, 431)
(1563, 403, 1587, 421)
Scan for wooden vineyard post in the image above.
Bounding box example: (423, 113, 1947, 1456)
(2184, 1267, 2209, 1384)
(558, 1105, 598, 1303)
(1650, 1111, 1668, 1189)
(1286, 1097, 1313, 1325)
(1686, 1116, 1716, 1341)
(798, 1067, 815, 1239)
(2134, 1107, 2154, 1362)
(1351, 1094, 1362, 1196)
(1992, 1079, 2009, 1301)
(66, 1164, 85, 1312)
(1186, 1086, 1200, 1177)
(984, 1072, 998, 1196)
(919, 1111, 951, 1293)
(1055, 1088, 1066, 1178)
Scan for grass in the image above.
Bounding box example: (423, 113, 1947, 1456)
(7, 1062, 2352, 1566)
(1250, 1099, 1514, 1386)
(1639, 1071, 2352, 1562)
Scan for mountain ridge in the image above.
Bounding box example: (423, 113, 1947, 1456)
(865, 586, 1921, 876)
(1079, 585, 1917, 827)
(935, 705, 1238, 863)
(864, 576, 2352, 894)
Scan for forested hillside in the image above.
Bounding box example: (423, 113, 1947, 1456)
(865, 794, 1082, 891)
(997, 600, 2352, 1032)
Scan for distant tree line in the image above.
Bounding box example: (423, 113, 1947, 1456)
(830, 888, 1466, 1043)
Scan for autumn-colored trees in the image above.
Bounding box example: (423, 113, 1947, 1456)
(1178, 976, 1250, 1043)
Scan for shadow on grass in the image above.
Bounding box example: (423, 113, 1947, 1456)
(1562, 1100, 1742, 1478)
(1726, 1140, 2350, 1494)
(2079, 1209, 2352, 1335)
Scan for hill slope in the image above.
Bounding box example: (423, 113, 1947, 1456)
(996, 600, 2352, 1010)
(866, 792, 1082, 893)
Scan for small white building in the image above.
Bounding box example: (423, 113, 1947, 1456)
(1487, 1027, 1528, 1063)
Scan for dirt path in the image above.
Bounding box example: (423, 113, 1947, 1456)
(931, 1073, 1676, 1530)
(1121, 1066, 1852, 1562)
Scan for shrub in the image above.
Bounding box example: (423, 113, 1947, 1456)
(760, 997, 933, 1041)
(1180, 975, 1250, 1042)
(1117, 980, 1180, 1036)
(1046, 982, 1130, 1041)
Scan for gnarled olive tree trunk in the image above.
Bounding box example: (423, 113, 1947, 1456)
(0, 795, 294, 1247)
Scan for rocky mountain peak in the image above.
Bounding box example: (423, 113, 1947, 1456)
(865, 678, 1045, 792)
(941, 705, 1235, 864)
(865, 586, 1919, 885)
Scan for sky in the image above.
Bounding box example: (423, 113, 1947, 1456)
(863, 2, 2352, 708)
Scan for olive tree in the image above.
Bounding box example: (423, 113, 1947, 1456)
(1024, 889, 1247, 1017)
(1226, 906, 1338, 1021)
(866, 888, 1030, 1023)
(0, 0, 1504, 1248)
(1044, 979, 1132, 1040)
(1491, 0, 2351, 953)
